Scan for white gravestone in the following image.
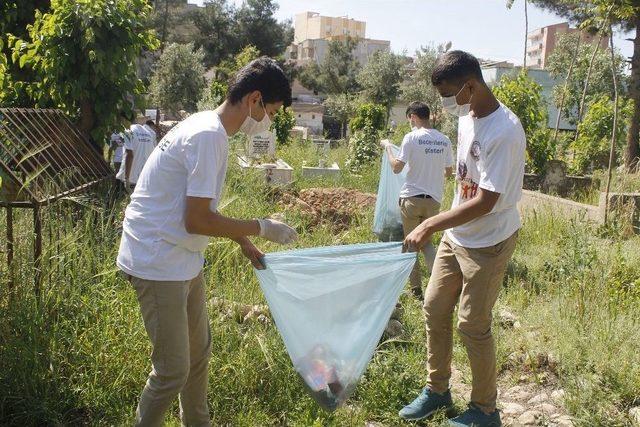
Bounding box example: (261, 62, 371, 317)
(248, 131, 276, 158)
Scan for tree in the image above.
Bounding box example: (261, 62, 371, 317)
(547, 32, 627, 125)
(572, 94, 632, 173)
(357, 51, 406, 120)
(235, 0, 292, 58)
(191, 0, 238, 68)
(400, 44, 450, 129)
(149, 0, 198, 49)
(9, 0, 157, 141)
(216, 45, 261, 82)
(150, 43, 207, 115)
(506, 0, 529, 68)
(271, 108, 296, 146)
(324, 94, 357, 138)
(530, 0, 640, 170)
(493, 71, 553, 173)
(197, 80, 227, 111)
(349, 103, 387, 133)
(298, 37, 361, 95)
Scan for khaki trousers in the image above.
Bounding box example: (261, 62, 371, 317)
(129, 271, 212, 427)
(423, 232, 518, 413)
(400, 196, 441, 295)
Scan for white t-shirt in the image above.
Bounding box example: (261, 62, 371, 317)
(115, 124, 156, 184)
(446, 103, 526, 248)
(397, 127, 454, 203)
(117, 111, 229, 281)
(110, 132, 124, 163)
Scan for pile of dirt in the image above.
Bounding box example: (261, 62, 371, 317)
(278, 187, 376, 231)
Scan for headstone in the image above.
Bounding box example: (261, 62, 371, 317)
(248, 131, 276, 158)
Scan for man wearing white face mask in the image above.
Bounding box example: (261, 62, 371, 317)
(399, 51, 525, 427)
(117, 57, 297, 427)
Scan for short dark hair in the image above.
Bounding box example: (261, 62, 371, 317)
(145, 120, 155, 127)
(431, 50, 484, 86)
(406, 101, 430, 121)
(227, 56, 292, 107)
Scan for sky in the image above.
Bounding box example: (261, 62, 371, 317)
(189, 0, 634, 67)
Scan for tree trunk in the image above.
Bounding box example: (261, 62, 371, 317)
(574, 33, 604, 142)
(605, 26, 619, 225)
(553, 34, 581, 144)
(523, 0, 528, 68)
(625, 15, 640, 171)
(160, 0, 170, 52)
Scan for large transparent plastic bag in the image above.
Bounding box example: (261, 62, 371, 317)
(254, 242, 415, 411)
(373, 144, 406, 242)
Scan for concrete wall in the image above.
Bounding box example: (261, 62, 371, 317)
(294, 111, 323, 135)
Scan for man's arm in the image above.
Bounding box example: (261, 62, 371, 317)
(185, 197, 260, 238)
(124, 149, 134, 183)
(403, 188, 499, 251)
(380, 140, 406, 174)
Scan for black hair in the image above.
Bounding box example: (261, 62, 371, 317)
(431, 50, 484, 86)
(405, 101, 430, 121)
(145, 120, 155, 127)
(227, 56, 292, 108)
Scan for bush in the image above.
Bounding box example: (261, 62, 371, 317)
(271, 108, 296, 146)
(349, 103, 386, 133)
(346, 125, 380, 173)
(571, 95, 632, 174)
(197, 80, 227, 111)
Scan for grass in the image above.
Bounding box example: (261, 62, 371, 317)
(0, 138, 639, 426)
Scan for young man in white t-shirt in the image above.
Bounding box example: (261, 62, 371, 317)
(381, 102, 453, 299)
(115, 120, 156, 192)
(398, 51, 525, 427)
(117, 57, 298, 426)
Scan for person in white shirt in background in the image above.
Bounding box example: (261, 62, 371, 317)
(399, 50, 526, 427)
(117, 57, 297, 427)
(116, 119, 157, 193)
(381, 101, 454, 300)
(107, 131, 124, 172)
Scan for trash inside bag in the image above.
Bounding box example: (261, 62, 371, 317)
(373, 144, 406, 242)
(254, 242, 415, 411)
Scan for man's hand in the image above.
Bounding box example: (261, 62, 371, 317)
(380, 139, 393, 149)
(257, 218, 298, 244)
(238, 239, 266, 269)
(403, 221, 433, 253)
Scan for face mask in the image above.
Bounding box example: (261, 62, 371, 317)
(442, 83, 471, 117)
(240, 99, 271, 137)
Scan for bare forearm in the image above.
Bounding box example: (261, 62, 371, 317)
(186, 211, 260, 239)
(125, 154, 133, 181)
(422, 198, 493, 234)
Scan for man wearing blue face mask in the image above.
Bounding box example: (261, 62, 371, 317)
(398, 51, 525, 427)
(117, 57, 298, 427)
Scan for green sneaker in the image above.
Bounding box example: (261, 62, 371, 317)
(398, 388, 453, 421)
(449, 403, 501, 427)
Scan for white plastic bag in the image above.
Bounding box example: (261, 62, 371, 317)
(254, 242, 415, 411)
(373, 144, 406, 241)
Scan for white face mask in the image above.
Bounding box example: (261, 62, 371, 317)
(240, 99, 271, 137)
(442, 83, 471, 117)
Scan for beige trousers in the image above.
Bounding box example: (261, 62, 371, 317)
(400, 196, 441, 295)
(423, 232, 518, 413)
(129, 271, 212, 427)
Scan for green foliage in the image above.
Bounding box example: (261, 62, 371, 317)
(150, 42, 207, 115)
(217, 45, 261, 82)
(9, 0, 158, 140)
(197, 80, 228, 111)
(323, 94, 357, 138)
(349, 103, 386, 133)
(345, 126, 380, 173)
(297, 37, 361, 95)
(234, 0, 292, 58)
(191, 0, 238, 68)
(357, 51, 406, 118)
(271, 108, 296, 146)
(571, 94, 633, 173)
(494, 71, 552, 173)
(547, 32, 627, 125)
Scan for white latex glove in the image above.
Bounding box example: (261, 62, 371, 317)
(257, 218, 298, 244)
(380, 139, 393, 148)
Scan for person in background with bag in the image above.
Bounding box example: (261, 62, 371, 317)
(380, 102, 454, 300)
(117, 57, 298, 427)
(399, 51, 525, 427)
